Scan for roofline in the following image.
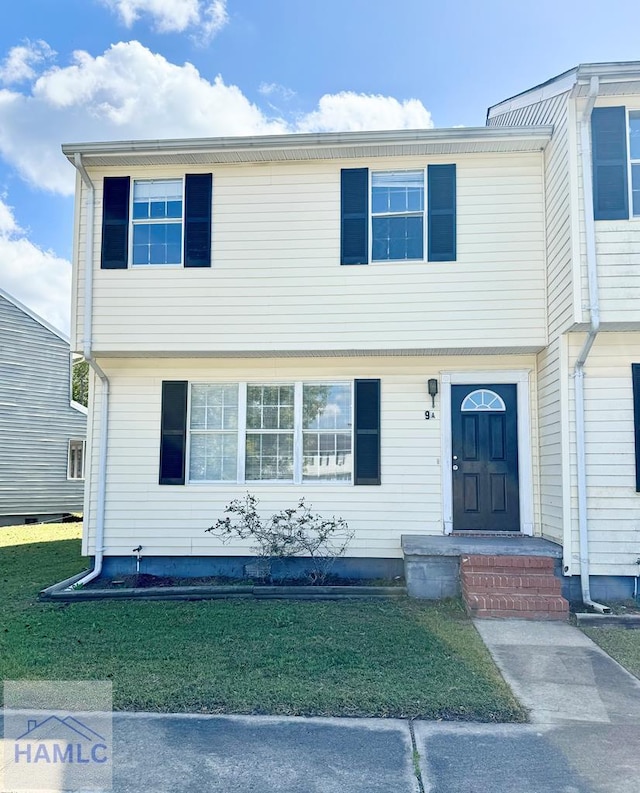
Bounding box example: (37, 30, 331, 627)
(0, 287, 69, 343)
(487, 61, 640, 120)
(62, 125, 552, 162)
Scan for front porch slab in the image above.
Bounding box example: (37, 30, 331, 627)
(401, 535, 562, 600)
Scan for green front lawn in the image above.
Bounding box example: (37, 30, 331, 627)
(582, 627, 640, 680)
(0, 523, 526, 721)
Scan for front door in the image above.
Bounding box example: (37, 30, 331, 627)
(451, 384, 520, 532)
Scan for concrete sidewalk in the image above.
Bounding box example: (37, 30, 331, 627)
(2, 620, 640, 792)
(474, 619, 640, 725)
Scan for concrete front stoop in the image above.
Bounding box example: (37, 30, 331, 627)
(402, 535, 568, 620)
(460, 554, 569, 620)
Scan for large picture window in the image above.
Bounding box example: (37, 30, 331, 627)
(187, 382, 353, 483)
(246, 385, 295, 481)
(303, 383, 352, 481)
(189, 384, 238, 481)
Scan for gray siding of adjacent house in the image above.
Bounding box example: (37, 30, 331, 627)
(0, 293, 86, 523)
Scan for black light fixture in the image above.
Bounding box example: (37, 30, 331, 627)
(427, 378, 438, 408)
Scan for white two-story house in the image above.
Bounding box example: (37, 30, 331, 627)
(62, 61, 640, 609)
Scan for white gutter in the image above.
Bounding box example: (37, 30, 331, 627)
(574, 76, 610, 613)
(68, 153, 109, 589)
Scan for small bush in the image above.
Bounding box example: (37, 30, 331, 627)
(206, 494, 353, 584)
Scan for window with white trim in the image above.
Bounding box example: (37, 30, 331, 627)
(630, 111, 640, 216)
(67, 439, 85, 480)
(189, 384, 238, 481)
(371, 170, 424, 261)
(187, 382, 353, 483)
(132, 179, 183, 266)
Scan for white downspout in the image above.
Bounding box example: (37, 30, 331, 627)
(69, 153, 109, 588)
(574, 76, 610, 613)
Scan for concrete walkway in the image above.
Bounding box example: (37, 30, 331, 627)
(2, 620, 640, 792)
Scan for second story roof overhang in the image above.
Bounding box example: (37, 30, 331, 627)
(487, 61, 640, 121)
(62, 126, 552, 168)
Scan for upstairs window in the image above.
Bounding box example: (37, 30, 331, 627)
(101, 173, 212, 269)
(340, 166, 456, 265)
(629, 111, 640, 216)
(371, 171, 424, 261)
(132, 179, 183, 266)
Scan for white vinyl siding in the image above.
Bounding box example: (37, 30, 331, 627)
(0, 294, 86, 519)
(82, 354, 540, 558)
(72, 154, 547, 356)
(536, 339, 565, 545)
(565, 332, 640, 577)
(489, 92, 576, 337)
(575, 96, 640, 329)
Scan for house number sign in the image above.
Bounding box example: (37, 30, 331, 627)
(424, 410, 436, 420)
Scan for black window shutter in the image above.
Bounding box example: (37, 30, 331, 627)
(354, 379, 381, 485)
(101, 176, 130, 269)
(184, 173, 212, 267)
(341, 168, 369, 265)
(428, 164, 456, 261)
(592, 107, 629, 221)
(159, 381, 188, 485)
(633, 364, 640, 492)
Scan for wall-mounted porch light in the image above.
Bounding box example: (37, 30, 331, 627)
(427, 378, 438, 409)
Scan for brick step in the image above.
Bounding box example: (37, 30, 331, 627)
(460, 554, 556, 573)
(465, 593, 569, 618)
(461, 572, 562, 595)
(471, 608, 568, 621)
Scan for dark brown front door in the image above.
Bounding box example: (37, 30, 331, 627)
(451, 384, 520, 531)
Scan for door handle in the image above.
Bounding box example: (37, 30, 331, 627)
(453, 465, 459, 471)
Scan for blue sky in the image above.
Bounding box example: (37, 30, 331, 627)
(0, 0, 638, 332)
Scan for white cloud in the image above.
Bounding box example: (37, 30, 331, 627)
(0, 40, 56, 85)
(0, 41, 433, 198)
(0, 198, 71, 333)
(259, 82, 296, 101)
(101, 0, 228, 41)
(0, 39, 435, 328)
(297, 92, 433, 133)
(0, 41, 289, 195)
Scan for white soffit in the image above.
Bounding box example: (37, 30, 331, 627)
(62, 127, 552, 168)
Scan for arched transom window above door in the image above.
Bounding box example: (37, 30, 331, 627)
(461, 389, 506, 412)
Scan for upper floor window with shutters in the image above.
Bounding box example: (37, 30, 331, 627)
(101, 173, 212, 270)
(629, 111, 640, 216)
(340, 165, 456, 266)
(371, 171, 424, 261)
(132, 179, 183, 266)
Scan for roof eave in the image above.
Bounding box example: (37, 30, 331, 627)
(488, 60, 640, 120)
(62, 125, 552, 166)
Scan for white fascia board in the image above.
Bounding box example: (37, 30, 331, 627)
(576, 61, 640, 82)
(488, 71, 577, 119)
(488, 61, 640, 120)
(61, 125, 552, 166)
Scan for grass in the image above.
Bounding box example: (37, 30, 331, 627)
(0, 523, 526, 721)
(582, 627, 640, 680)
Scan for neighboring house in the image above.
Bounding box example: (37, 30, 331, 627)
(0, 288, 87, 526)
(62, 61, 640, 608)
